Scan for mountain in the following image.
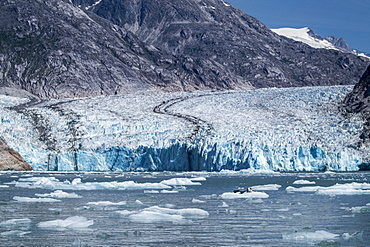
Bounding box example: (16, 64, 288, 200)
(0, 0, 368, 99)
(343, 65, 370, 144)
(0, 138, 32, 171)
(272, 27, 370, 59)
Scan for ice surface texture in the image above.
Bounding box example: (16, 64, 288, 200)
(0, 86, 366, 171)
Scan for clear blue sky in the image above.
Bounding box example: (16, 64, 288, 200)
(226, 0, 370, 54)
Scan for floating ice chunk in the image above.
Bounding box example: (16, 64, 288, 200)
(0, 230, 31, 236)
(315, 183, 370, 196)
(160, 178, 202, 186)
(190, 177, 207, 182)
(37, 216, 93, 229)
(342, 231, 363, 240)
(219, 202, 229, 207)
(128, 211, 188, 224)
(192, 198, 206, 203)
(252, 184, 281, 191)
(14, 177, 171, 190)
(293, 180, 316, 185)
(87, 201, 126, 206)
(220, 192, 269, 199)
(13, 196, 61, 203)
(160, 190, 179, 193)
(114, 210, 133, 216)
(144, 190, 159, 193)
(286, 186, 322, 193)
(35, 190, 82, 198)
(0, 218, 31, 227)
(282, 230, 339, 241)
(146, 206, 209, 218)
(0, 185, 9, 188)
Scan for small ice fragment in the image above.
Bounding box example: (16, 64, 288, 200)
(219, 202, 229, 208)
(190, 177, 207, 182)
(192, 198, 206, 203)
(220, 192, 269, 199)
(37, 216, 93, 229)
(0, 218, 31, 227)
(13, 196, 61, 203)
(128, 211, 189, 224)
(0, 230, 31, 236)
(282, 230, 339, 241)
(35, 190, 82, 198)
(160, 190, 179, 193)
(293, 180, 316, 185)
(251, 184, 281, 191)
(87, 201, 126, 206)
(144, 190, 159, 193)
(160, 178, 201, 186)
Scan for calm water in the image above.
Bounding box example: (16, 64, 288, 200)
(0, 171, 369, 246)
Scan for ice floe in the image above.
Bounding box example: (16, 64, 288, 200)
(0, 218, 32, 227)
(0, 230, 31, 237)
(37, 216, 93, 230)
(35, 190, 82, 198)
(293, 179, 316, 185)
(220, 192, 269, 199)
(315, 183, 370, 196)
(117, 205, 209, 224)
(160, 178, 202, 186)
(87, 201, 127, 207)
(14, 176, 171, 190)
(13, 196, 61, 203)
(282, 230, 339, 241)
(251, 184, 281, 191)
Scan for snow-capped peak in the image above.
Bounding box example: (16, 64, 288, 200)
(271, 27, 337, 50)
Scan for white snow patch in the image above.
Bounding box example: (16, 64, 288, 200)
(272, 27, 337, 50)
(37, 216, 93, 229)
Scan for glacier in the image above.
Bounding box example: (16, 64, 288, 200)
(0, 86, 367, 172)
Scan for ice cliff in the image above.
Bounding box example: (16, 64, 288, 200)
(0, 86, 366, 172)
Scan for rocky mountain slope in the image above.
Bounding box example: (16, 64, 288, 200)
(0, 0, 368, 99)
(0, 138, 32, 171)
(344, 65, 370, 143)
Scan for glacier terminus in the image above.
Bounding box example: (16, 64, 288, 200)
(0, 86, 366, 172)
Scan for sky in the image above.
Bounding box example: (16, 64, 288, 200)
(226, 0, 370, 54)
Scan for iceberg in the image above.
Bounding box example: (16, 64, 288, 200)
(37, 216, 93, 229)
(0, 86, 366, 172)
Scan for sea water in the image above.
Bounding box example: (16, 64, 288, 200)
(0, 171, 369, 246)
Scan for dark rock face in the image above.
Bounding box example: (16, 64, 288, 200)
(0, 139, 33, 171)
(0, 0, 369, 99)
(344, 65, 370, 143)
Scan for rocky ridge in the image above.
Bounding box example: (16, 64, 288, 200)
(0, 138, 33, 171)
(0, 0, 368, 99)
(344, 65, 370, 143)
